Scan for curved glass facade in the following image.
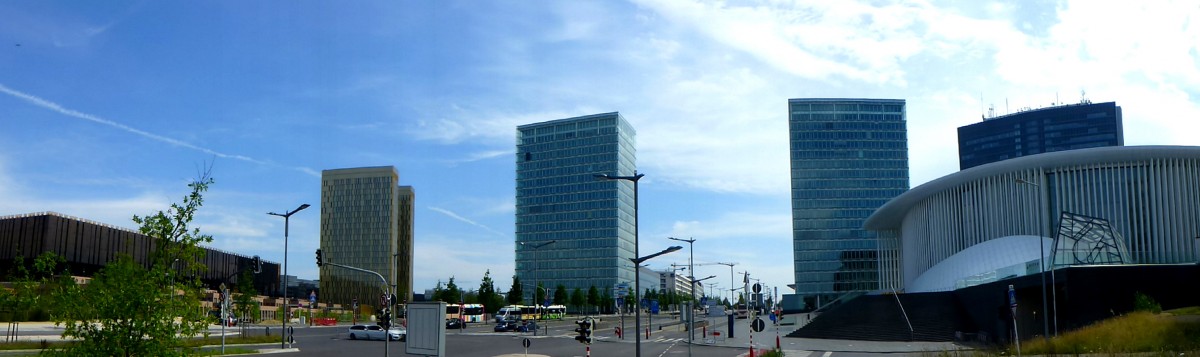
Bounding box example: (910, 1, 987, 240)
(515, 113, 636, 301)
(788, 98, 909, 310)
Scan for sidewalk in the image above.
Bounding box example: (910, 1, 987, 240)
(688, 313, 969, 355)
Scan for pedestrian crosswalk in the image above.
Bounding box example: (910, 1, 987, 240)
(589, 336, 686, 343)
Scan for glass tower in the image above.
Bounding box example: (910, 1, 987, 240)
(319, 166, 415, 307)
(788, 98, 909, 310)
(958, 101, 1123, 170)
(515, 112, 637, 304)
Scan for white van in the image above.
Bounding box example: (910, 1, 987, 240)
(495, 306, 523, 323)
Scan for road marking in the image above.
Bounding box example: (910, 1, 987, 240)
(823, 351, 833, 357)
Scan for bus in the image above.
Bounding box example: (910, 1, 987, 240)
(541, 305, 566, 320)
(519, 305, 541, 320)
(460, 303, 486, 323)
(446, 303, 461, 320)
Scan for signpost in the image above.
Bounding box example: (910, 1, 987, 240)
(1010, 284, 1021, 357)
(615, 283, 628, 341)
(308, 291, 316, 327)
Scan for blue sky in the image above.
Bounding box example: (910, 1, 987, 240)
(2, 1, 1198, 298)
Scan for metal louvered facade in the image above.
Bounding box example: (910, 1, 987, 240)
(865, 146, 1200, 291)
(0, 211, 281, 296)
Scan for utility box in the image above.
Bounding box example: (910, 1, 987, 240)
(405, 302, 446, 357)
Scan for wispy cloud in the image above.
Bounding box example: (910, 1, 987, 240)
(0, 83, 320, 178)
(428, 206, 507, 237)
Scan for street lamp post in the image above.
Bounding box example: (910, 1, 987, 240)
(595, 171, 645, 356)
(685, 275, 715, 356)
(1016, 178, 1053, 339)
(667, 237, 696, 343)
(631, 246, 682, 357)
(717, 263, 735, 309)
(267, 203, 310, 349)
(520, 240, 556, 335)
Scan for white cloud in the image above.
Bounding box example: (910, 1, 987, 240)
(0, 83, 321, 178)
(412, 234, 514, 290)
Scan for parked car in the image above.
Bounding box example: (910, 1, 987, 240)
(517, 320, 537, 333)
(493, 320, 518, 332)
(445, 317, 464, 330)
(348, 324, 406, 341)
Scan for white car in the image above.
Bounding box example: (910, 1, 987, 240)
(348, 324, 406, 341)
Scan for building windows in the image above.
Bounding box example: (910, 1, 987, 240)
(788, 98, 909, 310)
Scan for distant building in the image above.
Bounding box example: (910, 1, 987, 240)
(958, 101, 1123, 170)
(319, 166, 415, 308)
(0, 212, 279, 296)
(787, 98, 910, 311)
(515, 113, 638, 303)
(659, 269, 694, 297)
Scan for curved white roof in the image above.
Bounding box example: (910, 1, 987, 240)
(908, 235, 1052, 293)
(865, 146, 1200, 230)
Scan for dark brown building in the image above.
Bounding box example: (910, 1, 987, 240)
(0, 212, 280, 297)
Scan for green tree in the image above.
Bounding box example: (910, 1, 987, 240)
(234, 269, 260, 328)
(46, 173, 215, 356)
(506, 276, 523, 305)
(586, 285, 600, 314)
(553, 284, 568, 306)
(2, 252, 68, 322)
(477, 270, 503, 313)
(569, 288, 585, 314)
(444, 277, 462, 303)
(432, 281, 445, 303)
(534, 282, 546, 305)
(599, 295, 614, 315)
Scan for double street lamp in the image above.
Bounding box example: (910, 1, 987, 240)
(717, 262, 736, 308)
(667, 237, 696, 342)
(267, 203, 310, 349)
(632, 246, 682, 357)
(519, 239, 555, 337)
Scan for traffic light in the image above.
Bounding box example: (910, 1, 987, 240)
(315, 249, 323, 267)
(378, 308, 391, 329)
(252, 255, 262, 273)
(573, 317, 593, 344)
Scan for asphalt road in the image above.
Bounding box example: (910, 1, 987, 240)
(286, 321, 750, 357)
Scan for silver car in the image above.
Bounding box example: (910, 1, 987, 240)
(348, 324, 406, 341)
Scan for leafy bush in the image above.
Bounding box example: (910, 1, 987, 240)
(1134, 292, 1162, 314)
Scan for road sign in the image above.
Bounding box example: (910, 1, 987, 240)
(616, 297, 624, 307)
(543, 299, 552, 307)
(1008, 284, 1017, 314)
(753, 283, 762, 294)
(309, 291, 317, 303)
(752, 318, 765, 332)
(615, 282, 629, 298)
(522, 338, 531, 348)
(700, 297, 708, 306)
(650, 300, 659, 314)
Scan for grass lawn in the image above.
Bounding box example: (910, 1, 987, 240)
(1015, 308, 1200, 355)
